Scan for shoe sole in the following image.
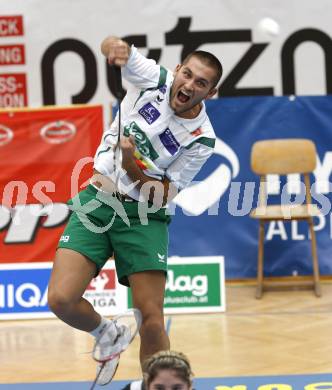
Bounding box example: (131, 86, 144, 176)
(97, 358, 120, 386)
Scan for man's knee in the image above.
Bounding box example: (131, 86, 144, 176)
(140, 316, 165, 340)
(47, 287, 74, 316)
(138, 305, 164, 334)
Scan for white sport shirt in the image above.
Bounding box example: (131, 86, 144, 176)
(94, 45, 216, 201)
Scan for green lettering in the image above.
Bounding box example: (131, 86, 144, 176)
(124, 121, 159, 161)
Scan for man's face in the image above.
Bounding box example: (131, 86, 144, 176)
(170, 56, 217, 116)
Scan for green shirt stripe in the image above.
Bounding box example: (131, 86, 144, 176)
(158, 66, 167, 88)
(97, 146, 112, 157)
(134, 66, 167, 107)
(185, 137, 216, 150)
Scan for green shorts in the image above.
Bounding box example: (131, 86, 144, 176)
(58, 185, 171, 286)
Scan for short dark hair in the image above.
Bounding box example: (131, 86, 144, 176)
(182, 50, 223, 88)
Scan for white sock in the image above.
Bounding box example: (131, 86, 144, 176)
(90, 317, 112, 339)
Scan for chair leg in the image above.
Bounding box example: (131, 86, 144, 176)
(308, 219, 321, 297)
(256, 221, 265, 299)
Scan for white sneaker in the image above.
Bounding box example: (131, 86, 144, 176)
(96, 355, 120, 386)
(94, 321, 131, 386)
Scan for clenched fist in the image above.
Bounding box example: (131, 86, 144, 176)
(101, 36, 130, 67)
(120, 136, 136, 170)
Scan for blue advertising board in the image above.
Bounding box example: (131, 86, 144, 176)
(169, 95, 332, 279)
(0, 263, 52, 319)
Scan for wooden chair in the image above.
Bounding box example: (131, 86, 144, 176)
(250, 139, 321, 299)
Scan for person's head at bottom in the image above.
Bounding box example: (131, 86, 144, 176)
(142, 350, 193, 390)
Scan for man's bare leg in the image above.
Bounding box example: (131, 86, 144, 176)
(128, 270, 169, 365)
(48, 248, 100, 331)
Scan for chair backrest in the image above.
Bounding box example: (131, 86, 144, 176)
(251, 139, 316, 175)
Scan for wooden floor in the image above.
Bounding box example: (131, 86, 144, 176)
(1, 282, 332, 383)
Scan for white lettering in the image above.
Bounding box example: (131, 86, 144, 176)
(0, 47, 22, 64)
(314, 153, 332, 193)
(0, 285, 4, 308)
(0, 205, 11, 230)
(0, 76, 18, 93)
(266, 174, 280, 195)
(313, 214, 325, 233)
(16, 283, 41, 308)
(0, 20, 19, 35)
(4, 203, 70, 243)
(166, 270, 208, 296)
(0, 93, 25, 107)
(40, 287, 48, 307)
(8, 284, 14, 308)
(291, 221, 305, 240)
(266, 221, 287, 240)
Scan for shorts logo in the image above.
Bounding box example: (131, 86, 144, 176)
(139, 103, 160, 125)
(60, 235, 70, 243)
(158, 253, 166, 263)
(159, 128, 180, 155)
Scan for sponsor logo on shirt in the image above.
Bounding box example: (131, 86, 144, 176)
(138, 102, 160, 125)
(159, 128, 180, 155)
(159, 84, 167, 94)
(155, 85, 167, 105)
(155, 94, 164, 105)
(124, 121, 159, 161)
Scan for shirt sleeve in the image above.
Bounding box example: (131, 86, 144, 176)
(122, 45, 167, 90)
(165, 139, 215, 191)
(93, 123, 118, 176)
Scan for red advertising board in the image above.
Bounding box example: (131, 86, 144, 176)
(0, 16, 24, 37)
(0, 73, 28, 107)
(0, 45, 25, 65)
(0, 105, 103, 263)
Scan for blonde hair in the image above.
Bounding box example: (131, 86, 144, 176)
(143, 350, 193, 388)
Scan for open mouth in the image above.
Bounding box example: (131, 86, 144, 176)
(177, 90, 190, 103)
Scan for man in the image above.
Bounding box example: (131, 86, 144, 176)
(48, 36, 222, 385)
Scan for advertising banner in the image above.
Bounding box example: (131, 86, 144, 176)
(0, 262, 51, 319)
(0, 105, 103, 264)
(170, 95, 332, 279)
(128, 257, 226, 314)
(83, 262, 128, 317)
(0, 261, 128, 320)
(0, 258, 223, 320)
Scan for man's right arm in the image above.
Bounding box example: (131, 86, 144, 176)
(101, 36, 164, 90)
